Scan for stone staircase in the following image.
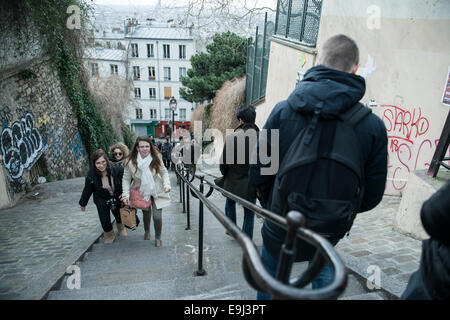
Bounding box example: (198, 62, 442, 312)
(45, 173, 392, 300)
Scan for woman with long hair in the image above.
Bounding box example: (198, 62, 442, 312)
(122, 136, 171, 247)
(79, 149, 127, 243)
(109, 142, 129, 168)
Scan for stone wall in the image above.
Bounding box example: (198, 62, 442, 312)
(0, 56, 88, 209)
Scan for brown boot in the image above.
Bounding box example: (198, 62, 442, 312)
(116, 222, 127, 237)
(144, 231, 150, 240)
(155, 239, 162, 247)
(104, 230, 115, 244)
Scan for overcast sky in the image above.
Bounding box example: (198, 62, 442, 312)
(91, 0, 278, 9)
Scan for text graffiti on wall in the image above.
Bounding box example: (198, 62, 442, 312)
(0, 113, 43, 179)
(68, 132, 86, 161)
(381, 105, 449, 191)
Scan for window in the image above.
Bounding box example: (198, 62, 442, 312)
(134, 88, 141, 98)
(179, 67, 186, 80)
(147, 44, 154, 57)
(164, 87, 172, 99)
(179, 108, 186, 120)
(133, 66, 140, 80)
(106, 41, 111, 49)
(149, 88, 156, 99)
(110, 64, 118, 75)
(136, 108, 143, 119)
(131, 43, 139, 57)
(163, 67, 171, 81)
(148, 66, 156, 80)
(117, 42, 123, 49)
(163, 44, 170, 58)
(165, 108, 171, 120)
(90, 63, 99, 76)
(149, 108, 157, 119)
(179, 45, 186, 59)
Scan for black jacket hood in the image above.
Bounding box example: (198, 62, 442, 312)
(287, 65, 366, 118)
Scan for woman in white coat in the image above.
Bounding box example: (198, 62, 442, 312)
(122, 136, 171, 247)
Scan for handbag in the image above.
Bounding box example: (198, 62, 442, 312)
(130, 188, 152, 209)
(119, 206, 139, 230)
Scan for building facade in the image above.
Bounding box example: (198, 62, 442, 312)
(86, 21, 196, 139)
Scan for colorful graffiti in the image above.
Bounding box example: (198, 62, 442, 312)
(67, 132, 86, 161)
(0, 112, 43, 179)
(381, 105, 449, 191)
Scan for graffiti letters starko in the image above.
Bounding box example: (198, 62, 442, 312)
(1, 113, 43, 179)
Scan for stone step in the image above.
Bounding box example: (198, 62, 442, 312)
(339, 292, 384, 300)
(47, 272, 257, 300)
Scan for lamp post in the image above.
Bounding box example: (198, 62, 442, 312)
(169, 96, 177, 144)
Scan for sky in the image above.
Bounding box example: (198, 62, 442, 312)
(90, 0, 278, 9)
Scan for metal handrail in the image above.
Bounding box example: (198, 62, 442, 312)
(174, 163, 348, 300)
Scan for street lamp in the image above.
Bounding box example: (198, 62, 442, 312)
(169, 96, 177, 144)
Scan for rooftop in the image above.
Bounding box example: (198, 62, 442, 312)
(125, 26, 193, 40)
(84, 48, 127, 61)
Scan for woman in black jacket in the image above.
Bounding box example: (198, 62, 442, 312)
(79, 149, 126, 243)
(401, 179, 450, 299)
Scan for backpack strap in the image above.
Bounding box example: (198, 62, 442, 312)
(339, 102, 372, 127)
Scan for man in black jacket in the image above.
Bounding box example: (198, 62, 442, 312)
(220, 104, 260, 239)
(401, 179, 450, 300)
(249, 34, 388, 299)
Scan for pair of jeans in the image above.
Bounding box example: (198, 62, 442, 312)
(95, 198, 122, 232)
(225, 198, 255, 239)
(142, 200, 162, 239)
(256, 244, 334, 300)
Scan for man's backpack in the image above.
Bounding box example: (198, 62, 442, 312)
(270, 103, 372, 239)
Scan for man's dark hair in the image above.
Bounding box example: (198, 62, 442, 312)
(317, 34, 359, 73)
(236, 104, 256, 123)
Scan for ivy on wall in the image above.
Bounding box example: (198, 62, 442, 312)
(7, 0, 117, 158)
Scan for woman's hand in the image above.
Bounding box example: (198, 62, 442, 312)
(120, 195, 129, 206)
(80, 206, 86, 212)
(164, 187, 171, 193)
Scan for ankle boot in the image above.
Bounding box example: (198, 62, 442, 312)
(116, 222, 127, 236)
(144, 231, 150, 240)
(104, 230, 115, 244)
(155, 239, 162, 247)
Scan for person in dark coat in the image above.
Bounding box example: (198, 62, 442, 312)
(109, 142, 129, 169)
(220, 104, 260, 239)
(401, 179, 450, 300)
(161, 138, 172, 168)
(79, 149, 126, 243)
(249, 35, 388, 298)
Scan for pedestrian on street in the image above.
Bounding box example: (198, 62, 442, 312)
(401, 179, 450, 300)
(220, 104, 260, 239)
(109, 142, 129, 168)
(121, 136, 171, 247)
(79, 149, 127, 244)
(161, 138, 172, 169)
(249, 34, 388, 299)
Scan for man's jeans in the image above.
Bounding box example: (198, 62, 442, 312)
(225, 198, 255, 239)
(256, 244, 334, 300)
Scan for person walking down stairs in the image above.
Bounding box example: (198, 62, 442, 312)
(79, 149, 127, 244)
(121, 136, 171, 247)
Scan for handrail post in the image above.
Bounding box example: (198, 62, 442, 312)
(276, 211, 305, 284)
(195, 175, 206, 276)
(185, 168, 191, 230)
(182, 167, 186, 213)
(178, 165, 182, 203)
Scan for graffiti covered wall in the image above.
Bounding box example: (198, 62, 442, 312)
(0, 57, 87, 208)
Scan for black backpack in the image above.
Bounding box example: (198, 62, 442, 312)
(270, 103, 372, 239)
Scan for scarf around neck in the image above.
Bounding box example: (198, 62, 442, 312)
(137, 152, 157, 201)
